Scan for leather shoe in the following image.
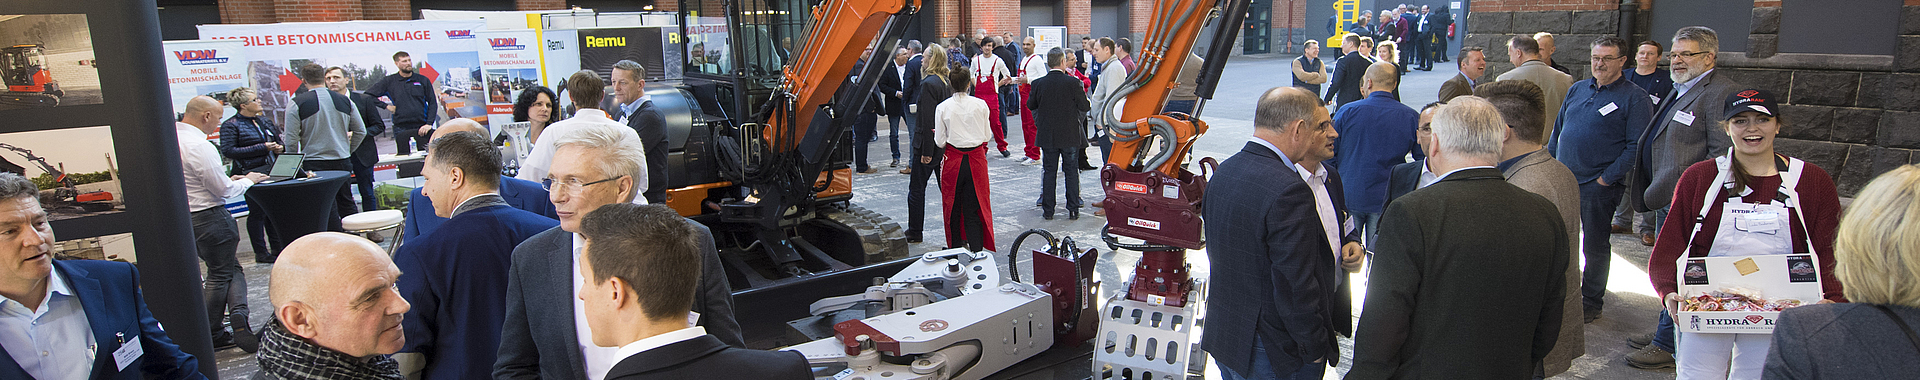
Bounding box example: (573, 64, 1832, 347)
(1000, 150, 1012, 158)
(1042, 210, 1055, 220)
(899, 168, 911, 174)
(1611, 224, 1632, 234)
(858, 168, 878, 174)
(230, 311, 259, 353)
(1068, 208, 1080, 220)
(905, 232, 922, 243)
(1640, 233, 1656, 246)
(890, 159, 899, 167)
(1091, 200, 1105, 208)
(1626, 345, 1676, 369)
(1627, 331, 1655, 350)
(1583, 308, 1602, 323)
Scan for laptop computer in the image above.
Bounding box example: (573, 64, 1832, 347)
(259, 153, 305, 183)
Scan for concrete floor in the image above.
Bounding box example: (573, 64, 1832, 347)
(209, 54, 1677, 379)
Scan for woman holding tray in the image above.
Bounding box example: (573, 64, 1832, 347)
(1763, 165, 1920, 378)
(1647, 88, 1846, 380)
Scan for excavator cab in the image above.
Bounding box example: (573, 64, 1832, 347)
(2, 44, 61, 107)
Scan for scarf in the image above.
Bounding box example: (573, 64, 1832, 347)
(253, 319, 404, 380)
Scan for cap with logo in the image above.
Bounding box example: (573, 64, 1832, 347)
(1724, 89, 1779, 120)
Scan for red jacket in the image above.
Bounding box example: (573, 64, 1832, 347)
(1648, 155, 1846, 302)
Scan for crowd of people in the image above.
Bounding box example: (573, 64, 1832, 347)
(7, 10, 1920, 380)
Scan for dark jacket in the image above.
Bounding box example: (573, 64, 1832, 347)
(366, 72, 437, 127)
(1025, 70, 1091, 149)
(1327, 91, 1423, 215)
(1325, 51, 1370, 107)
(1384, 159, 1424, 209)
(1347, 168, 1569, 380)
(603, 335, 808, 380)
(395, 201, 558, 380)
(914, 73, 951, 161)
(402, 176, 558, 242)
(1437, 73, 1474, 103)
(0, 260, 206, 380)
(219, 114, 282, 174)
(618, 100, 670, 204)
(1629, 69, 1742, 212)
(1201, 142, 1341, 376)
(495, 224, 743, 380)
(347, 91, 388, 167)
(876, 58, 921, 116)
(1765, 303, 1920, 379)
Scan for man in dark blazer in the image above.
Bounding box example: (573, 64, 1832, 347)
(328, 67, 388, 213)
(494, 122, 741, 380)
(1437, 47, 1484, 102)
(0, 173, 205, 380)
(391, 131, 560, 380)
(1384, 102, 1443, 208)
(577, 204, 810, 380)
(401, 121, 558, 242)
(1324, 33, 1371, 110)
(1027, 49, 1090, 220)
(877, 46, 920, 167)
(609, 60, 670, 204)
(1202, 87, 1345, 380)
(1347, 97, 1569, 380)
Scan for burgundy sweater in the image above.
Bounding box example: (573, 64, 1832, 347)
(1648, 155, 1847, 303)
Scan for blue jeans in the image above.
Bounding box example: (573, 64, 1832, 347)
(1651, 206, 1675, 352)
(1578, 181, 1625, 311)
(887, 113, 907, 161)
(1353, 211, 1381, 246)
(1164, 100, 1196, 115)
(1220, 337, 1327, 380)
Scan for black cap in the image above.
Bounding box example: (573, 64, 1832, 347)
(1724, 89, 1778, 120)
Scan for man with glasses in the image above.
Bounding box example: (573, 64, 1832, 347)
(496, 110, 742, 380)
(517, 71, 648, 204)
(1385, 102, 1443, 208)
(391, 129, 558, 379)
(1546, 36, 1653, 328)
(1624, 25, 1743, 370)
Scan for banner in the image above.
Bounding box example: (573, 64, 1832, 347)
(162, 39, 249, 124)
(481, 29, 541, 138)
(197, 20, 489, 140)
(1029, 26, 1066, 55)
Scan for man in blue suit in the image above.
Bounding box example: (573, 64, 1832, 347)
(402, 119, 557, 242)
(391, 131, 559, 379)
(0, 172, 205, 379)
(1202, 87, 1350, 380)
(1327, 62, 1422, 244)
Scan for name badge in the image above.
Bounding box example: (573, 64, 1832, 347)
(113, 336, 143, 371)
(1674, 110, 1696, 126)
(1599, 102, 1619, 116)
(1737, 211, 1782, 234)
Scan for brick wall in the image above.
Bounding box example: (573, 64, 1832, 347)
(275, 0, 366, 22)
(1465, 2, 1920, 195)
(219, 0, 277, 24)
(363, 0, 411, 20)
(1067, 0, 1091, 37)
(218, 0, 418, 23)
(1129, 0, 1150, 39)
(517, 0, 566, 11)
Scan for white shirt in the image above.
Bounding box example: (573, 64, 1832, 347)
(177, 122, 254, 212)
(0, 265, 95, 380)
(1297, 163, 1341, 265)
(1416, 159, 1439, 189)
(894, 62, 910, 95)
(517, 109, 649, 204)
(1021, 53, 1049, 82)
(934, 94, 993, 149)
(972, 54, 1010, 85)
(570, 233, 622, 380)
(609, 326, 708, 366)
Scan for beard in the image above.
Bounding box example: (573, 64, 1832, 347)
(1670, 67, 1699, 83)
(400, 66, 414, 75)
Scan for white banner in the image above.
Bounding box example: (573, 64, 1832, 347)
(197, 20, 489, 134)
(480, 29, 542, 137)
(1030, 26, 1066, 56)
(162, 39, 248, 124)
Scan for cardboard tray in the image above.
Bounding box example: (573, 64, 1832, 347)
(1675, 254, 1824, 334)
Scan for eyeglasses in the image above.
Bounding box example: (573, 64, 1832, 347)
(1590, 55, 1623, 62)
(542, 175, 626, 195)
(1665, 50, 1710, 60)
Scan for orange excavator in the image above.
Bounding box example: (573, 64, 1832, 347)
(2, 44, 63, 107)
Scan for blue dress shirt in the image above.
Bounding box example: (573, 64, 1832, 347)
(0, 266, 95, 380)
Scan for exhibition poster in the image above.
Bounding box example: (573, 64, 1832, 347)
(162, 39, 248, 123)
(481, 29, 541, 136)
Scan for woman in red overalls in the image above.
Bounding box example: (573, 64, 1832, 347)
(937, 65, 996, 251)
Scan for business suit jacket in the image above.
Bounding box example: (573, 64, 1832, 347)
(1347, 168, 1569, 380)
(0, 260, 205, 380)
(1324, 51, 1370, 107)
(1629, 69, 1741, 212)
(876, 59, 920, 116)
(1437, 73, 1474, 103)
(396, 203, 558, 380)
(619, 100, 671, 204)
(1495, 60, 1574, 142)
(1383, 159, 1423, 209)
(914, 74, 952, 162)
(348, 91, 389, 167)
(1026, 70, 1091, 149)
(494, 223, 743, 380)
(401, 176, 557, 242)
(1201, 142, 1341, 376)
(603, 335, 808, 380)
(1499, 150, 1585, 376)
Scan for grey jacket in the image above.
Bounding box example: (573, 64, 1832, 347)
(1630, 69, 1741, 211)
(285, 86, 366, 161)
(494, 222, 743, 380)
(1495, 60, 1573, 142)
(1765, 303, 1920, 379)
(1501, 149, 1584, 376)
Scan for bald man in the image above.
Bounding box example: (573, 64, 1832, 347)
(255, 232, 410, 379)
(178, 96, 271, 352)
(1327, 62, 1423, 243)
(391, 129, 558, 379)
(401, 119, 556, 241)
